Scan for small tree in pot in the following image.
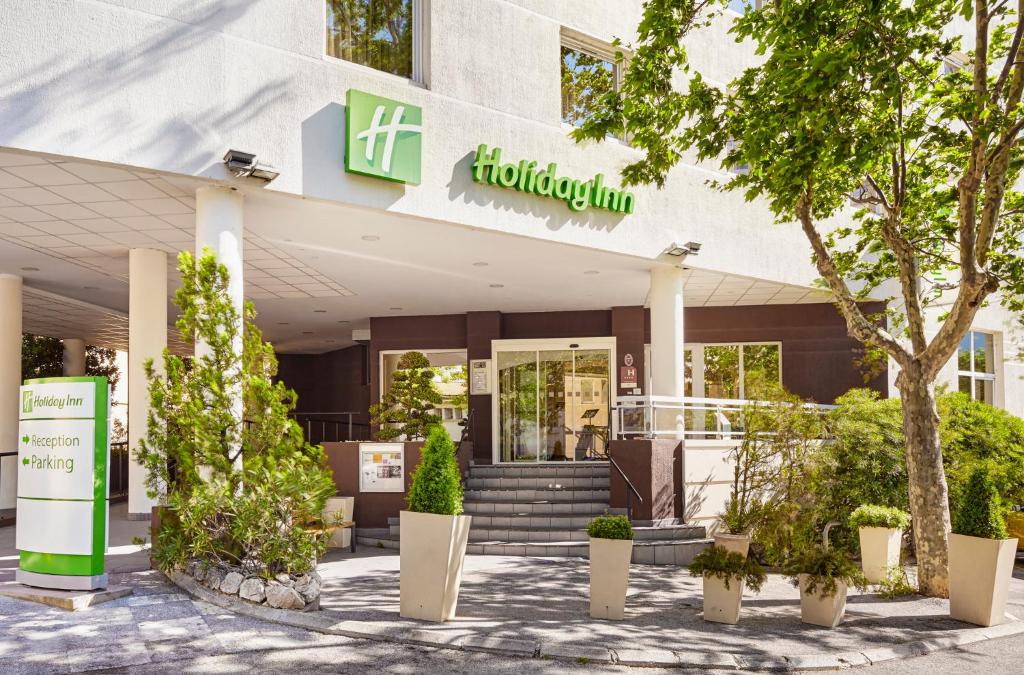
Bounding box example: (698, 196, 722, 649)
(948, 466, 1018, 626)
(370, 351, 442, 441)
(785, 546, 867, 628)
(689, 545, 767, 625)
(399, 425, 471, 622)
(849, 505, 910, 585)
(587, 515, 634, 620)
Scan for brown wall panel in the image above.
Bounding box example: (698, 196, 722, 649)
(323, 441, 423, 528)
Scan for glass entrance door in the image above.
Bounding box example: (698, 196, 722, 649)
(496, 342, 611, 462)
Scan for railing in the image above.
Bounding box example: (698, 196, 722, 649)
(291, 412, 370, 444)
(608, 454, 643, 521)
(109, 441, 129, 498)
(613, 395, 835, 441)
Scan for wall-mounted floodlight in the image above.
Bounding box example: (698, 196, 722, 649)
(223, 149, 279, 182)
(665, 241, 701, 257)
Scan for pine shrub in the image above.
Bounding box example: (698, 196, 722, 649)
(952, 465, 1009, 540)
(407, 425, 463, 516)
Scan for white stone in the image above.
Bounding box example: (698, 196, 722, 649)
(294, 574, 321, 604)
(274, 573, 293, 586)
(265, 582, 305, 610)
(238, 578, 266, 604)
(203, 567, 226, 591)
(220, 571, 244, 595)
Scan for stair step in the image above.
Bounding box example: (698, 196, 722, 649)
(464, 488, 610, 502)
(469, 464, 609, 479)
(390, 523, 706, 541)
(462, 501, 623, 516)
(465, 476, 609, 490)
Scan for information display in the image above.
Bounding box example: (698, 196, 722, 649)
(358, 443, 405, 493)
(15, 377, 110, 591)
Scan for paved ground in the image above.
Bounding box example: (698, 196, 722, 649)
(0, 511, 1022, 673)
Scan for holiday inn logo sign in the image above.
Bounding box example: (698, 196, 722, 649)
(345, 89, 422, 185)
(471, 144, 635, 215)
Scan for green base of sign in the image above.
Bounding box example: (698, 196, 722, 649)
(16, 569, 108, 591)
(20, 550, 104, 577)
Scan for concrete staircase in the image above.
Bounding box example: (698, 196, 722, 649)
(356, 463, 711, 565)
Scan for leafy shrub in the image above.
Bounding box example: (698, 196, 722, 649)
(689, 545, 767, 592)
(140, 251, 335, 578)
(952, 465, 1008, 539)
(784, 546, 867, 597)
(587, 515, 633, 540)
(370, 351, 443, 441)
(877, 565, 916, 598)
(407, 425, 463, 515)
(849, 504, 911, 531)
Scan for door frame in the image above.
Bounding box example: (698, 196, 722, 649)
(490, 337, 617, 464)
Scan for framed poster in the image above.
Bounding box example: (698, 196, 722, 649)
(358, 443, 405, 493)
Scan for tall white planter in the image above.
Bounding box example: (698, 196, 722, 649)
(702, 574, 745, 624)
(589, 537, 633, 620)
(949, 533, 1018, 627)
(713, 533, 751, 558)
(798, 574, 848, 628)
(323, 497, 355, 549)
(858, 527, 902, 584)
(399, 511, 472, 622)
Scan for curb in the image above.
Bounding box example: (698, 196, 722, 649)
(167, 571, 1024, 670)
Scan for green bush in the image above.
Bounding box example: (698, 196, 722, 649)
(952, 465, 1009, 539)
(877, 565, 916, 598)
(849, 504, 911, 531)
(586, 515, 634, 540)
(784, 545, 867, 597)
(689, 545, 767, 592)
(370, 351, 443, 441)
(407, 425, 463, 515)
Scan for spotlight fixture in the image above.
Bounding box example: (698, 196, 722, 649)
(361, 235, 380, 242)
(489, 283, 504, 288)
(20, 266, 39, 272)
(223, 149, 279, 182)
(664, 241, 702, 258)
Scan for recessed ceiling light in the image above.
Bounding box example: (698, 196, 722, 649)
(20, 267, 39, 272)
(472, 261, 489, 267)
(302, 331, 313, 335)
(584, 270, 600, 275)
(326, 339, 336, 343)
(313, 309, 327, 313)
(389, 307, 403, 311)
(83, 286, 98, 290)
(278, 322, 290, 325)
(489, 283, 504, 288)
(337, 320, 350, 324)
(361, 235, 380, 242)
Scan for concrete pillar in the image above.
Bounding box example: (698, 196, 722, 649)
(62, 338, 86, 376)
(0, 274, 21, 510)
(128, 249, 167, 520)
(649, 266, 685, 437)
(195, 187, 244, 468)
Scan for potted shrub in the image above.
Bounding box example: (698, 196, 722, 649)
(784, 546, 867, 628)
(399, 425, 471, 622)
(849, 504, 910, 584)
(587, 515, 634, 620)
(715, 499, 758, 557)
(949, 466, 1019, 627)
(689, 545, 767, 624)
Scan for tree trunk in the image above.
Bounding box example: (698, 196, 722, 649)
(897, 371, 951, 598)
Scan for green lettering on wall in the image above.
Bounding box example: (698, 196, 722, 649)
(469, 144, 635, 216)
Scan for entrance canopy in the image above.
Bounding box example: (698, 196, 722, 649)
(0, 149, 833, 354)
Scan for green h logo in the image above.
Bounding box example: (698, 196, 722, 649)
(22, 390, 32, 414)
(345, 89, 422, 185)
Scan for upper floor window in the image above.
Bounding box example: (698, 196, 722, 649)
(326, 0, 421, 80)
(560, 30, 621, 131)
(958, 331, 996, 403)
(728, 0, 762, 13)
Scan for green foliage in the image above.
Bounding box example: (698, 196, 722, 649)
(326, 0, 412, 77)
(784, 546, 868, 598)
(561, 46, 616, 128)
(952, 465, 1009, 539)
(137, 250, 335, 578)
(849, 505, 911, 531)
(21, 334, 120, 389)
(586, 515, 634, 540)
(370, 351, 443, 441)
(407, 425, 463, 516)
(689, 545, 767, 592)
(877, 565, 917, 599)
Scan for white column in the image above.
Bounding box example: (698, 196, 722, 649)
(649, 265, 685, 437)
(0, 275, 21, 510)
(195, 187, 244, 469)
(62, 338, 86, 376)
(128, 248, 167, 520)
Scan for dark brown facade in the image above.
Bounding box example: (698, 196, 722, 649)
(278, 303, 886, 464)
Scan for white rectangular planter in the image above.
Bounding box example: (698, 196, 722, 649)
(713, 533, 751, 558)
(399, 510, 472, 622)
(798, 574, 848, 628)
(702, 573, 745, 624)
(858, 526, 902, 584)
(949, 533, 1018, 627)
(589, 537, 633, 620)
(323, 497, 355, 549)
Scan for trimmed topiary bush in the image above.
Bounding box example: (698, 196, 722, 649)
(689, 545, 767, 592)
(407, 425, 463, 516)
(587, 515, 634, 540)
(784, 545, 867, 597)
(849, 504, 911, 531)
(952, 465, 1008, 540)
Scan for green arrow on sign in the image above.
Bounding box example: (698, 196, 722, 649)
(21, 435, 29, 444)
(22, 457, 28, 466)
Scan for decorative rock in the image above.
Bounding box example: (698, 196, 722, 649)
(239, 578, 266, 604)
(266, 582, 305, 610)
(220, 571, 244, 595)
(193, 565, 207, 583)
(203, 567, 226, 591)
(274, 573, 293, 587)
(293, 574, 321, 604)
(185, 560, 198, 578)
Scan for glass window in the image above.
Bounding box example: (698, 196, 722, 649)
(957, 331, 996, 404)
(686, 343, 782, 400)
(326, 0, 414, 78)
(560, 41, 619, 130)
(704, 345, 741, 399)
(728, 0, 761, 13)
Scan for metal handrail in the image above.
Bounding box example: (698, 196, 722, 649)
(608, 454, 643, 522)
(290, 412, 368, 443)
